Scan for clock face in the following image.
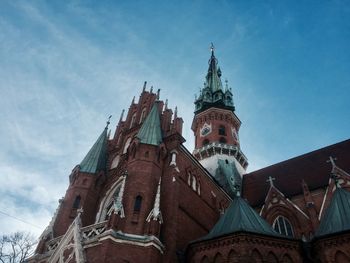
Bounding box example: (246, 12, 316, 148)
(200, 123, 212, 137)
(201, 127, 210, 136)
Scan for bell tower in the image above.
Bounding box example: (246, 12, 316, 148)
(191, 45, 248, 197)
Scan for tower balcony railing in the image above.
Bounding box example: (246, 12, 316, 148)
(193, 142, 248, 169)
(46, 220, 108, 252)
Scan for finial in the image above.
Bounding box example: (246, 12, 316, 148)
(266, 176, 276, 187)
(150, 86, 153, 93)
(106, 115, 112, 129)
(119, 109, 125, 122)
(143, 81, 147, 92)
(210, 42, 215, 56)
(157, 89, 160, 100)
(225, 79, 228, 91)
(165, 99, 168, 109)
(327, 156, 337, 170)
(174, 106, 178, 119)
(331, 173, 341, 188)
(132, 96, 135, 104)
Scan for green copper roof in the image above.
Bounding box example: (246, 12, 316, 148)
(316, 187, 350, 237)
(214, 159, 241, 198)
(79, 128, 108, 174)
(201, 196, 279, 241)
(136, 102, 162, 146)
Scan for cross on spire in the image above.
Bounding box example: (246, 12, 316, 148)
(327, 156, 337, 169)
(210, 42, 215, 55)
(266, 176, 276, 187)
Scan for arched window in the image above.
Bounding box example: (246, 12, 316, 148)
(273, 216, 294, 237)
(98, 184, 121, 221)
(139, 108, 147, 124)
(73, 195, 81, 209)
(192, 176, 197, 191)
(219, 137, 227, 144)
(218, 125, 226, 135)
(130, 113, 136, 128)
(202, 139, 210, 146)
(187, 172, 191, 186)
(134, 195, 142, 212)
(123, 137, 131, 154)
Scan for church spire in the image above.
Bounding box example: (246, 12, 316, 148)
(194, 44, 235, 114)
(79, 126, 108, 174)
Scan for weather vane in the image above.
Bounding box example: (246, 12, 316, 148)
(210, 42, 215, 53)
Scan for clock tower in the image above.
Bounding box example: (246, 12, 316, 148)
(191, 45, 248, 197)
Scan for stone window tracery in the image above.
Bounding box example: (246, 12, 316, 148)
(273, 215, 294, 237)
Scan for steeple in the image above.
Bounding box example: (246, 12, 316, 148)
(194, 44, 235, 114)
(79, 126, 108, 174)
(136, 102, 163, 146)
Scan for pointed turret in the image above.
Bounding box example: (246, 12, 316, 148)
(79, 127, 108, 174)
(136, 102, 162, 146)
(201, 195, 279, 241)
(315, 187, 350, 237)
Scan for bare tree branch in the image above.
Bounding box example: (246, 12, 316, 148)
(0, 232, 36, 263)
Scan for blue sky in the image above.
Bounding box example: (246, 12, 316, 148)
(0, 0, 349, 237)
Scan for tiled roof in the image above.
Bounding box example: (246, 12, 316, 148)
(316, 187, 350, 237)
(214, 159, 241, 198)
(136, 102, 162, 146)
(201, 196, 279, 241)
(79, 128, 108, 174)
(242, 139, 350, 207)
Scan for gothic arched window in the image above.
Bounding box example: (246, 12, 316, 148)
(273, 216, 294, 237)
(95, 183, 122, 222)
(73, 195, 81, 209)
(134, 195, 142, 212)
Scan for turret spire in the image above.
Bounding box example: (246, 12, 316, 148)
(79, 126, 108, 174)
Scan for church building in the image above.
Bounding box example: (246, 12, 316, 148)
(28, 47, 350, 263)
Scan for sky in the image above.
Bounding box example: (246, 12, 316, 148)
(0, 0, 349, 238)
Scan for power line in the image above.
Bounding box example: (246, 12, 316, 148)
(0, 210, 42, 229)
